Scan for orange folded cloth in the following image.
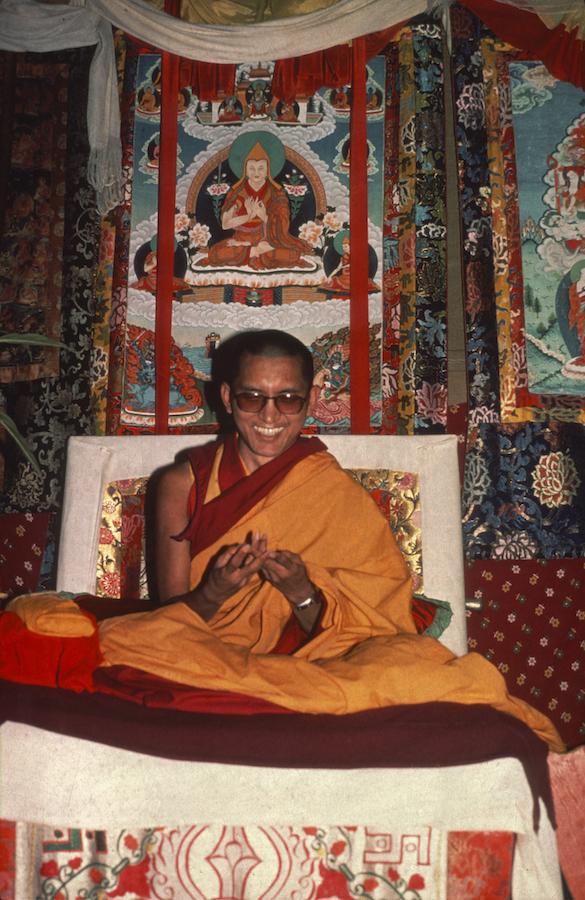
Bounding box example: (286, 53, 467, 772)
(7, 592, 95, 636)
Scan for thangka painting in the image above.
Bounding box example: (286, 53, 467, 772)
(510, 63, 585, 397)
(121, 54, 386, 431)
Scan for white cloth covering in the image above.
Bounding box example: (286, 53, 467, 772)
(0, 722, 563, 899)
(90, 0, 427, 62)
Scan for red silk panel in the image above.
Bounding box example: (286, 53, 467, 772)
(272, 26, 401, 101)
(178, 60, 237, 100)
(462, 0, 585, 90)
(272, 45, 352, 102)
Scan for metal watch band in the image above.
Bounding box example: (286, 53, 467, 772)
(295, 594, 316, 609)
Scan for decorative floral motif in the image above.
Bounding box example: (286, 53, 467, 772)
(35, 827, 156, 899)
(491, 531, 539, 560)
(347, 469, 423, 592)
(447, 831, 514, 899)
(461, 422, 585, 559)
(456, 82, 486, 130)
(415, 381, 447, 427)
(298, 219, 324, 247)
(189, 222, 211, 248)
(0, 512, 52, 599)
(97, 478, 148, 599)
(323, 211, 342, 231)
(175, 208, 212, 259)
(531, 451, 581, 508)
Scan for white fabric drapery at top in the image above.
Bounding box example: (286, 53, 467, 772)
(0, 0, 583, 214)
(90, 0, 427, 62)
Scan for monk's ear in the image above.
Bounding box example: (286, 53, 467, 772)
(306, 383, 319, 417)
(220, 382, 232, 414)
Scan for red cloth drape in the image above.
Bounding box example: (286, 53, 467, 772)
(272, 26, 400, 101)
(461, 0, 585, 90)
(179, 60, 237, 100)
(0, 611, 101, 692)
(272, 45, 352, 102)
(177, 27, 401, 104)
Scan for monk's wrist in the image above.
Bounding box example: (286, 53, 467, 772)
(290, 584, 321, 610)
(188, 584, 225, 620)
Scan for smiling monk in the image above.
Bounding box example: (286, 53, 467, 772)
(154, 329, 327, 640)
(98, 330, 563, 751)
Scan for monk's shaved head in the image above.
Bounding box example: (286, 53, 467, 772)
(217, 330, 314, 389)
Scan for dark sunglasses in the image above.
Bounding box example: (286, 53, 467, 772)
(232, 391, 308, 414)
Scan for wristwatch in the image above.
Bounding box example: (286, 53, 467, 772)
(295, 590, 320, 610)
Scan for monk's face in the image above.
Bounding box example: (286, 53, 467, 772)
(221, 353, 317, 472)
(245, 158, 268, 192)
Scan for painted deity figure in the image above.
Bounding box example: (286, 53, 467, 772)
(323, 232, 380, 294)
(202, 140, 313, 270)
(566, 260, 585, 370)
(277, 101, 298, 123)
(218, 96, 241, 122)
(248, 82, 271, 118)
(130, 249, 191, 295)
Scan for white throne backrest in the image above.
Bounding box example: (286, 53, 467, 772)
(57, 434, 466, 655)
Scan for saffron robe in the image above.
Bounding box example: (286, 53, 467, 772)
(99, 442, 564, 751)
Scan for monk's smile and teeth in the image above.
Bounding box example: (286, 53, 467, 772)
(254, 425, 285, 436)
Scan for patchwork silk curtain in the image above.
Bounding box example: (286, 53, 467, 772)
(451, 3, 585, 559)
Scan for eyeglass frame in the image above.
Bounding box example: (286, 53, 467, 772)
(231, 390, 310, 415)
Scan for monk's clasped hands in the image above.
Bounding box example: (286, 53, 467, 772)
(261, 549, 314, 608)
(199, 531, 313, 611)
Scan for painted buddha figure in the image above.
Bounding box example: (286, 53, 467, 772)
(202, 137, 313, 271)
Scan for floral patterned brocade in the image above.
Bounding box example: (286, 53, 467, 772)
(462, 422, 585, 559)
(0, 819, 517, 900)
(0, 54, 67, 383)
(451, 4, 585, 561)
(0, 47, 101, 517)
(96, 469, 423, 600)
(347, 468, 423, 591)
(0, 512, 52, 600)
(97, 477, 148, 600)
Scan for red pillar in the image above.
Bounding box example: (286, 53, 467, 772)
(349, 36, 371, 433)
